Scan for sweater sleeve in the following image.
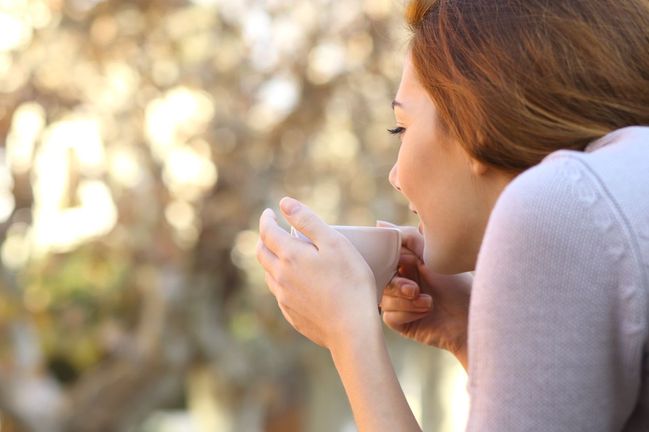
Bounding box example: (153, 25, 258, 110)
(466, 156, 645, 432)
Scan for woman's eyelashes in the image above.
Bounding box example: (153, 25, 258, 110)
(387, 126, 406, 136)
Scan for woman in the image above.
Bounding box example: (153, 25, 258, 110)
(256, 0, 649, 430)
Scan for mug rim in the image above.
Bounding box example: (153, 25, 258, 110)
(329, 225, 400, 234)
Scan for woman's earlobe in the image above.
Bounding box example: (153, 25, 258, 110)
(470, 158, 489, 176)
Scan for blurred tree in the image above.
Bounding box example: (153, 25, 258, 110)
(0, 1, 466, 431)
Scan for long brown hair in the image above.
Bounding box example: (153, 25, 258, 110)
(405, 0, 649, 173)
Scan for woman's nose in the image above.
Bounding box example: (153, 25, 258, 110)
(389, 163, 401, 192)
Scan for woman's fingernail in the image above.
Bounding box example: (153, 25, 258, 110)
(280, 197, 300, 215)
(414, 295, 432, 308)
(376, 220, 396, 227)
(401, 284, 416, 298)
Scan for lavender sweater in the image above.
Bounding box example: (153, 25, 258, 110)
(467, 126, 649, 431)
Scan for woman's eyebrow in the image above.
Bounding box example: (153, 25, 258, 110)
(391, 100, 403, 110)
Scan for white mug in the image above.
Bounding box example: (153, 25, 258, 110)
(290, 225, 401, 303)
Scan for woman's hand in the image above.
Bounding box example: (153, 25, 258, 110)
(377, 221, 472, 366)
(256, 197, 382, 351)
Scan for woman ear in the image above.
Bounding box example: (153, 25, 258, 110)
(469, 157, 489, 176)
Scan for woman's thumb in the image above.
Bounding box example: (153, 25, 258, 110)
(376, 220, 398, 228)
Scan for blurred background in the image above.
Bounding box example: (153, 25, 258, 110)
(0, 0, 468, 431)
